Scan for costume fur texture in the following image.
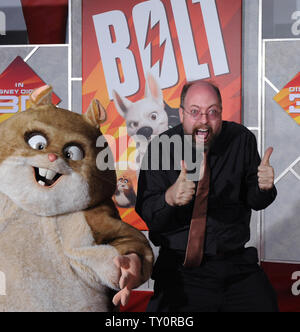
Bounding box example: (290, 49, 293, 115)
(0, 86, 153, 312)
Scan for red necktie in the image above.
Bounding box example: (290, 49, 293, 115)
(183, 151, 210, 268)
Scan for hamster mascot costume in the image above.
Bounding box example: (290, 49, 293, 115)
(0, 86, 153, 312)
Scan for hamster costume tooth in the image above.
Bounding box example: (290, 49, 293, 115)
(0, 85, 153, 312)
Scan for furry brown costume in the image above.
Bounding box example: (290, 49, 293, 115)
(0, 86, 153, 312)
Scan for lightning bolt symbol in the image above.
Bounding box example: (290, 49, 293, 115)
(144, 13, 166, 76)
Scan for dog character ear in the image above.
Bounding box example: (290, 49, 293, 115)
(113, 90, 133, 117)
(83, 99, 107, 129)
(145, 73, 163, 107)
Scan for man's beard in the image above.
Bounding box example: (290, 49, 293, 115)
(192, 127, 213, 152)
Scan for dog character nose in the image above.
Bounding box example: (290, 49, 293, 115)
(137, 127, 153, 139)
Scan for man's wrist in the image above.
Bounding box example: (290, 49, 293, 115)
(259, 185, 274, 193)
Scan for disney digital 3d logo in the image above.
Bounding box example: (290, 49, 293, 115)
(291, 271, 300, 296)
(274, 72, 300, 125)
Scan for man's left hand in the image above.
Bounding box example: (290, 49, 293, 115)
(112, 253, 142, 307)
(258, 147, 275, 191)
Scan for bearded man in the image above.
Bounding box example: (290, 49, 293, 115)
(135, 81, 278, 312)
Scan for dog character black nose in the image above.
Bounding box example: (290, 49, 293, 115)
(137, 126, 153, 139)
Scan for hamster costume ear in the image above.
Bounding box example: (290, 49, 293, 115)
(83, 99, 107, 129)
(29, 85, 106, 129)
(28, 85, 53, 108)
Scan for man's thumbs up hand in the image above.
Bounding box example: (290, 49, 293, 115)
(261, 147, 273, 166)
(165, 160, 196, 206)
(258, 147, 275, 191)
(178, 160, 188, 180)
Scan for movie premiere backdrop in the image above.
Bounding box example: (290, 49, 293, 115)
(82, 0, 242, 311)
(82, 0, 242, 230)
(0, 0, 299, 312)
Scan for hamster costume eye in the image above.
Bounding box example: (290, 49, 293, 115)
(26, 133, 48, 150)
(63, 145, 84, 161)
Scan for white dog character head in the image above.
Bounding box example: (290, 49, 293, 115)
(113, 74, 169, 141)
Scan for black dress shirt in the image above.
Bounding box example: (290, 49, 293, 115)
(135, 121, 277, 256)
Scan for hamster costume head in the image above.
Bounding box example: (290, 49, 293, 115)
(0, 86, 116, 216)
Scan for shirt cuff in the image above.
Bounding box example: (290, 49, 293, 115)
(255, 184, 277, 206)
(153, 192, 176, 214)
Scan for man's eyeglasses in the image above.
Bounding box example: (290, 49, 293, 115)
(181, 105, 221, 120)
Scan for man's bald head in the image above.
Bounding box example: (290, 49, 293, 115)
(180, 81, 222, 110)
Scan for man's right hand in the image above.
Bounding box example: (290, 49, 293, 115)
(165, 161, 196, 206)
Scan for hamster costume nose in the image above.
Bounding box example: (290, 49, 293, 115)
(48, 153, 58, 162)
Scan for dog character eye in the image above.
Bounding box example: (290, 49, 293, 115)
(150, 112, 158, 121)
(129, 121, 139, 129)
(63, 145, 84, 161)
(26, 133, 48, 151)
